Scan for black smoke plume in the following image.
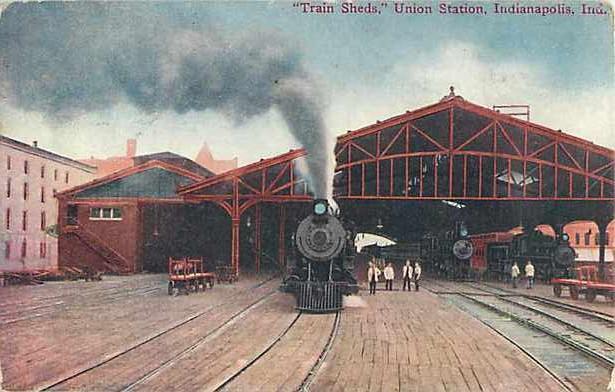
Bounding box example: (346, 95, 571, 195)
(0, 2, 332, 197)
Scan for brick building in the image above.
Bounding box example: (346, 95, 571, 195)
(0, 136, 96, 271)
(56, 153, 216, 273)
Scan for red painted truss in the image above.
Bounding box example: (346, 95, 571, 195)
(334, 97, 614, 201)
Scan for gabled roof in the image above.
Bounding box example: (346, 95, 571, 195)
(132, 151, 215, 178)
(178, 148, 306, 195)
(337, 96, 613, 156)
(57, 159, 207, 199)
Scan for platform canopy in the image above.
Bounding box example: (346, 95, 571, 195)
(178, 148, 313, 217)
(333, 95, 614, 201)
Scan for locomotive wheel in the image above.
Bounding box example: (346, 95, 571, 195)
(570, 286, 579, 300)
(585, 289, 596, 302)
(553, 284, 562, 297)
(168, 282, 173, 296)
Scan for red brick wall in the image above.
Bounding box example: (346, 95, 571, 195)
(58, 201, 140, 272)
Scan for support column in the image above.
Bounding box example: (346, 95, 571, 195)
(278, 204, 286, 267)
(597, 219, 608, 281)
(254, 204, 262, 274)
(231, 217, 240, 276)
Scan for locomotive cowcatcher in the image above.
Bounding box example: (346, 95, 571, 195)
(282, 199, 358, 313)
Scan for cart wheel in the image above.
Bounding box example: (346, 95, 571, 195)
(570, 286, 579, 300)
(168, 282, 173, 296)
(553, 284, 562, 297)
(586, 289, 596, 302)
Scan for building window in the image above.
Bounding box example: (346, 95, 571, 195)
(5, 208, 10, 230)
(584, 232, 590, 246)
(23, 182, 28, 200)
(7, 156, 11, 170)
(66, 205, 78, 226)
(65, 171, 69, 184)
(22, 211, 27, 231)
(6, 178, 10, 198)
(41, 211, 46, 231)
(40, 242, 47, 258)
(24, 160, 29, 174)
(21, 239, 26, 258)
(575, 233, 580, 245)
(41, 187, 45, 203)
(89, 207, 122, 221)
(606, 233, 610, 246)
(54, 169, 58, 181)
(4, 241, 10, 259)
(595, 234, 600, 246)
(41, 165, 45, 178)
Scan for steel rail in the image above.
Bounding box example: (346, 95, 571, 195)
(298, 311, 341, 392)
(39, 277, 277, 391)
(458, 293, 614, 369)
(472, 282, 614, 323)
(422, 283, 575, 391)
(212, 313, 303, 392)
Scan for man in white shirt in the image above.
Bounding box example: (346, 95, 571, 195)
(402, 260, 413, 291)
(511, 262, 520, 289)
(525, 260, 535, 289)
(367, 260, 381, 295)
(414, 261, 422, 291)
(383, 262, 395, 291)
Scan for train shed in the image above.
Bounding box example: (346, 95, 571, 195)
(56, 91, 615, 278)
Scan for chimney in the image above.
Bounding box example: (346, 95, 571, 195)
(32, 141, 38, 148)
(126, 139, 137, 158)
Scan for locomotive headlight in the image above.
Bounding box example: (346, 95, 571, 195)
(314, 200, 327, 216)
(561, 233, 569, 242)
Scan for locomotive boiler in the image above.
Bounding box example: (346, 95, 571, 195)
(282, 199, 358, 313)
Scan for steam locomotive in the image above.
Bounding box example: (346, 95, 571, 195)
(421, 221, 475, 279)
(282, 199, 358, 313)
(470, 229, 576, 281)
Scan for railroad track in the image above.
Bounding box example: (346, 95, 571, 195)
(425, 279, 613, 391)
(475, 281, 614, 321)
(213, 311, 341, 392)
(40, 277, 278, 391)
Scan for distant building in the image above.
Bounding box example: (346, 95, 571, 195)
(0, 136, 96, 271)
(80, 139, 136, 178)
(194, 142, 237, 174)
(535, 221, 615, 262)
(82, 139, 237, 177)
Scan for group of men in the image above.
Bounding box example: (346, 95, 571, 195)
(367, 259, 421, 295)
(511, 260, 535, 289)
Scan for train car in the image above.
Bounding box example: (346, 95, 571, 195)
(469, 230, 576, 281)
(282, 199, 358, 313)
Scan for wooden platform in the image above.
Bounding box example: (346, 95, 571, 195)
(0, 275, 584, 391)
(311, 290, 565, 392)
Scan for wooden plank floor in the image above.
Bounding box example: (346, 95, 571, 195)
(310, 290, 566, 392)
(0, 275, 278, 390)
(220, 313, 336, 391)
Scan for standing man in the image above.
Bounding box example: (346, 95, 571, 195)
(402, 259, 413, 291)
(525, 260, 535, 289)
(414, 261, 422, 292)
(384, 262, 395, 291)
(367, 260, 381, 295)
(511, 262, 520, 289)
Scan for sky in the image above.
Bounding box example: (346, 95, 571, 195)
(0, 1, 613, 172)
